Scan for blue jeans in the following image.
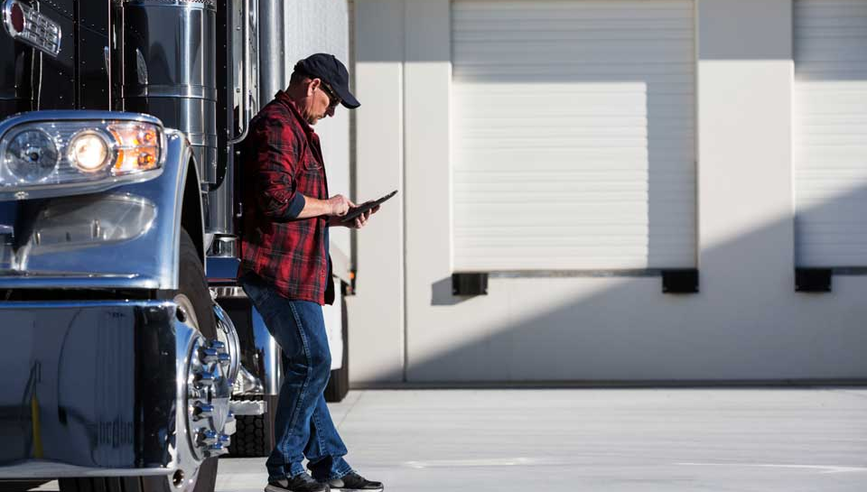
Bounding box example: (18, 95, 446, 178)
(240, 273, 353, 481)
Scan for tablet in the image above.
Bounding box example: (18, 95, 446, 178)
(341, 190, 398, 223)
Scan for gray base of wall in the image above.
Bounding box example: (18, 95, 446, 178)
(351, 379, 867, 390)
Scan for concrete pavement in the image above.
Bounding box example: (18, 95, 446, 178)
(215, 388, 867, 491)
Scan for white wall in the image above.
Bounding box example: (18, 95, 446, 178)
(350, 0, 867, 385)
(344, 0, 407, 383)
(282, 0, 352, 368)
(283, 0, 352, 259)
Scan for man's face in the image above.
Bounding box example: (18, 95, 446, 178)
(303, 79, 338, 125)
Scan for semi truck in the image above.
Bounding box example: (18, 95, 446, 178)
(0, 1, 352, 491)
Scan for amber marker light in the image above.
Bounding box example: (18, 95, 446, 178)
(108, 123, 162, 175)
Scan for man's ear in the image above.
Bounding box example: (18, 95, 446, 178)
(308, 78, 321, 97)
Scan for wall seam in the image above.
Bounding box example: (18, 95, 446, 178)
(401, 0, 409, 383)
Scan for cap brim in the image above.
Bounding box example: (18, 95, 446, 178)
(335, 85, 360, 109)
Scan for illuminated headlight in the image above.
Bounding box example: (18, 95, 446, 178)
(5, 129, 58, 182)
(68, 130, 110, 173)
(0, 117, 165, 199)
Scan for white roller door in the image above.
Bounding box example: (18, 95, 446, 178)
(794, 0, 867, 267)
(451, 0, 696, 271)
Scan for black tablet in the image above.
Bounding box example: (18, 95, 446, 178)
(341, 190, 398, 222)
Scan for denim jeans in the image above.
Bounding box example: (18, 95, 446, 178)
(240, 273, 353, 481)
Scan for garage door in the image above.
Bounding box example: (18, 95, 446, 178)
(794, 0, 867, 267)
(451, 0, 696, 271)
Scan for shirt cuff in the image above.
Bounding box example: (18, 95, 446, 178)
(285, 193, 306, 219)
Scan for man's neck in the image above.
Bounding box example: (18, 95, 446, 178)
(277, 91, 316, 132)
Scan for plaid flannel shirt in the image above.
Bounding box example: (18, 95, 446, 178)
(238, 91, 334, 305)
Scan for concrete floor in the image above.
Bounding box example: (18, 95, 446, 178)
(214, 388, 867, 492)
(28, 388, 867, 491)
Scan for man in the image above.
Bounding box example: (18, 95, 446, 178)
(238, 53, 383, 492)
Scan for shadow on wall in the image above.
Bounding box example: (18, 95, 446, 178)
(390, 183, 867, 384)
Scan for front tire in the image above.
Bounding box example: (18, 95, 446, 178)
(60, 229, 219, 492)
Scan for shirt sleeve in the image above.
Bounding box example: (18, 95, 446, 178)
(249, 115, 306, 220)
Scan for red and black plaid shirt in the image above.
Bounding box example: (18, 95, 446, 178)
(238, 91, 334, 305)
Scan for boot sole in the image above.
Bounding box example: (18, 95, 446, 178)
(265, 484, 330, 492)
(329, 487, 383, 492)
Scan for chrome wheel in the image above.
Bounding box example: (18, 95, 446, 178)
(172, 294, 234, 492)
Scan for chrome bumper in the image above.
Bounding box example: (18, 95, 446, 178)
(0, 300, 194, 478)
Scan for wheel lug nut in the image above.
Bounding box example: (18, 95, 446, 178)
(193, 402, 214, 420)
(196, 371, 215, 387)
(207, 443, 229, 456)
(217, 352, 231, 365)
(210, 340, 227, 354)
(199, 347, 219, 363)
(198, 429, 218, 445)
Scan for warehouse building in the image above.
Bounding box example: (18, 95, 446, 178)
(344, 0, 867, 385)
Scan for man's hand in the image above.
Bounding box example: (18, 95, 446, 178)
(328, 203, 381, 229)
(326, 194, 353, 217)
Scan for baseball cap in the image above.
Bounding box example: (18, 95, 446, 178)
(295, 53, 360, 109)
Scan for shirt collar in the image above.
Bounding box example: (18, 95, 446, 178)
(275, 90, 317, 137)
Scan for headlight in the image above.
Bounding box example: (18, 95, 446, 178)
(68, 130, 111, 173)
(5, 129, 59, 182)
(0, 115, 165, 199)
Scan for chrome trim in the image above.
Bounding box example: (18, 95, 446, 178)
(232, 365, 264, 396)
(0, 127, 193, 290)
(228, 0, 251, 145)
(211, 286, 245, 298)
(252, 306, 281, 396)
(2, 0, 62, 57)
(178, 303, 234, 466)
(208, 236, 237, 257)
(122, 0, 217, 10)
(0, 170, 163, 201)
(171, 296, 210, 485)
(0, 298, 234, 479)
(0, 300, 188, 477)
(123, 85, 219, 100)
(0, 111, 164, 128)
(213, 301, 240, 385)
(2, 0, 19, 35)
(258, 0, 284, 106)
(204, 233, 215, 254)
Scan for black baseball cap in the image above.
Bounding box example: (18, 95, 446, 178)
(295, 53, 360, 109)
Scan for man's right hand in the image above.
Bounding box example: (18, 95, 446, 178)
(327, 194, 354, 217)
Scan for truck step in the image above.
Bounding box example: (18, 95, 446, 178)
(229, 399, 266, 416)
